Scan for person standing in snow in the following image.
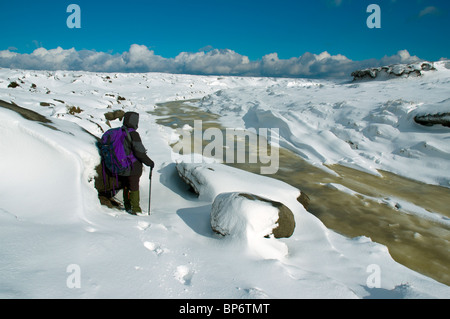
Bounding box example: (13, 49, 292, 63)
(121, 111, 155, 214)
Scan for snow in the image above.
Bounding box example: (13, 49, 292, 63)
(0, 66, 449, 299)
(195, 61, 450, 187)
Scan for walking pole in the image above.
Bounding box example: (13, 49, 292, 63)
(148, 168, 153, 215)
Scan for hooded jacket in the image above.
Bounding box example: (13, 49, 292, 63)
(123, 112, 154, 176)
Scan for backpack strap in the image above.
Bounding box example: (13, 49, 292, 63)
(122, 126, 135, 143)
(122, 127, 137, 164)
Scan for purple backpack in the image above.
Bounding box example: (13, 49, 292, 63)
(100, 127, 137, 176)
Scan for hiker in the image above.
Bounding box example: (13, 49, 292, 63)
(120, 111, 155, 214)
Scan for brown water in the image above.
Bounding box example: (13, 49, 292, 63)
(150, 100, 450, 286)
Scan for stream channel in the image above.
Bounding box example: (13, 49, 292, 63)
(149, 99, 450, 286)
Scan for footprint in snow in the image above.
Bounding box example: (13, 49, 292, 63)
(241, 287, 269, 299)
(174, 265, 194, 286)
(137, 221, 150, 231)
(143, 241, 165, 256)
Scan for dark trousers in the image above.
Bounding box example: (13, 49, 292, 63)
(120, 174, 141, 191)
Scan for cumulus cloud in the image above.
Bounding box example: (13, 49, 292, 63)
(0, 44, 423, 79)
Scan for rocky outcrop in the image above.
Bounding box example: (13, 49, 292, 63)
(351, 62, 436, 81)
(0, 99, 52, 124)
(414, 113, 450, 128)
(413, 101, 450, 128)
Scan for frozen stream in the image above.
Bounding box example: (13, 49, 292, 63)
(150, 99, 450, 286)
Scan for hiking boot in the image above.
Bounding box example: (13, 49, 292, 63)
(129, 190, 142, 215)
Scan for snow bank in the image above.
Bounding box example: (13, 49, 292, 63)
(0, 105, 99, 225)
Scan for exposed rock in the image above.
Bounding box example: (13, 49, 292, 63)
(413, 101, 450, 128)
(8, 81, 20, 88)
(104, 110, 126, 127)
(67, 105, 83, 115)
(0, 99, 52, 124)
(40, 102, 55, 107)
(104, 109, 125, 121)
(297, 192, 310, 210)
(414, 113, 450, 128)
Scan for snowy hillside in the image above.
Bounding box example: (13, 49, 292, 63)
(0, 66, 449, 299)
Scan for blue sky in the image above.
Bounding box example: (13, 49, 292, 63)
(0, 0, 448, 77)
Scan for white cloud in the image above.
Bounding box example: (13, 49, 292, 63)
(0, 45, 423, 79)
(418, 6, 443, 18)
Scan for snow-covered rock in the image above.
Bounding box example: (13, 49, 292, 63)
(175, 161, 303, 208)
(351, 61, 436, 81)
(415, 112, 450, 127)
(413, 101, 450, 128)
(176, 162, 298, 259)
(211, 192, 296, 239)
(210, 192, 291, 259)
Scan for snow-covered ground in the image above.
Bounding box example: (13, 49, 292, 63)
(0, 65, 449, 299)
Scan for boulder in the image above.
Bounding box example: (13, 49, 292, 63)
(175, 161, 305, 207)
(413, 101, 450, 128)
(104, 109, 125, 121)
(414, 113, 450, 128)
(211, 192, 296, 239)
(104, 110, 125, 127)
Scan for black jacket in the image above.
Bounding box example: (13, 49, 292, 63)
(123, 112, 154, 176)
